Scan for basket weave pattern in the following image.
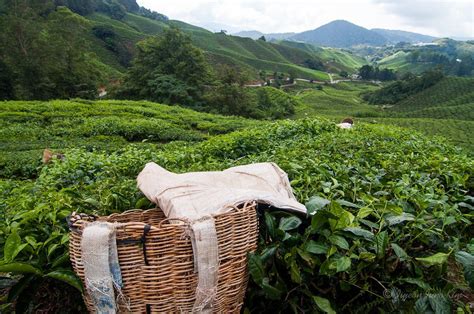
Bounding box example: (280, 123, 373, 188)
(69, 203, 258, 313)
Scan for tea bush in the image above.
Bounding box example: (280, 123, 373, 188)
(0, 100, 257, 179)
(0, 118, 472, 312)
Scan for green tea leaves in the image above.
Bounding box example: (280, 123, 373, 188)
(391, 243, 409, 261)
(0, 263, 42, 275)
(46, 270, 83, 292)
(344, 227, 375, 241)
(4, 231, 27, 263)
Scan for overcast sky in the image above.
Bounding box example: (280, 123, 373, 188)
(137, 0, 473, 38)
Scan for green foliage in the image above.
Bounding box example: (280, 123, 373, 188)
(358, 64, 397, 81)
(378, 39, 474, 77)
(92, 24, 134, 66)
(0, 60, 15, 100)
(363, 70, 445, 104)
(247, 87, 298, 119)
(0, 100, 257, 178)
(0, 116, 472, 311)
(115, 28, 210, 107)
(0, 3, 104, 99)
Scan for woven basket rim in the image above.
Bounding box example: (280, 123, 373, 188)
(69, 201, 257, 233)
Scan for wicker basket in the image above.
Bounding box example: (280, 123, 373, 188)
(69, 202, 258, 313)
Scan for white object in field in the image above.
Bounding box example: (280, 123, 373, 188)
(137, 162, 307, 219)
(337, 122, 353, 129)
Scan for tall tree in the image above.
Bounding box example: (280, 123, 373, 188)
(204, 65, 251, 116)
(117, 28, 210, 106)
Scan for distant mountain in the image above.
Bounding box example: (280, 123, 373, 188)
(233, 30, 295, 41)
(265, 32, 296, 40)
(233, 30, 264, 40)
(371, 29, 436, 43)
(289, 20, 388, 48)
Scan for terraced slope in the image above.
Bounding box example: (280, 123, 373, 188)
(85, 13, 331, 80)
(290, 79, 474, 153)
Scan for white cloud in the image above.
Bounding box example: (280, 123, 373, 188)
(137, 0, 474, 37)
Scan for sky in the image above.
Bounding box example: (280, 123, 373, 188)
(137, 0, 474, 38)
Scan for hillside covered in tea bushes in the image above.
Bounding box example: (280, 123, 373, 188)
(0, 107, 472, 312)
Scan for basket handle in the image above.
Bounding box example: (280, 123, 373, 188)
(158, 217, 190, 228)
(67, 212, 98, 231)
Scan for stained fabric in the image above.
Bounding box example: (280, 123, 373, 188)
(81, 222, 124, 314)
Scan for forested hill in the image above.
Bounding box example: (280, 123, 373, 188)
(0, 0, 364, 101)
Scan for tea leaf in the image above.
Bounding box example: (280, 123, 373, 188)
(248, 253, 265, 284)
(313, 296, 336, 314)
(46, 270, 83, 292)
(455, 251, 474, 289)
(306, 241, 329, 254)
(0, 263, 42, 275)
(416, 252, 450, 267)
(344, 227, 375, 241)
(375, 231, 388, 259)
(391, 243, 409, 261)
(4, 231, 21, 263)
(329, 235, 349, 250)
(279, 216, 302, 231)
(306, 196, 330, 214)
(336, 256, 351, 272)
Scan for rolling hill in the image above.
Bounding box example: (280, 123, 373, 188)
(289, 77, 474, 153)
(234, 22, 437, 48)
(371, 28, 436, 43)
(289, 20, 388, 48)
(58, 3, 348, 81)
(86, 12, 329, 79)
(377, 38, 474, 75)
(233, 30, 296, 41)
(275, 41, 367, 73)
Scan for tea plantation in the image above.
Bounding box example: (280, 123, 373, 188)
(0, 102, 473, 312)
(291, 77, 474, 153)
(0, 99, 258, 179)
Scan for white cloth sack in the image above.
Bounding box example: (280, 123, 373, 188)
(136, 162, 307, 312)
(137, 162, 306, 219)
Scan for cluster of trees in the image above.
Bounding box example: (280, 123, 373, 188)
(303, 58, 324, 71)
(358, 65, 397, 81)
(0, 1, 103, 100)
(363, 69, 445, 104)
(115, 28, 210, 107)
(409, 50, 474, 77)
(115, 28, 296, 119)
